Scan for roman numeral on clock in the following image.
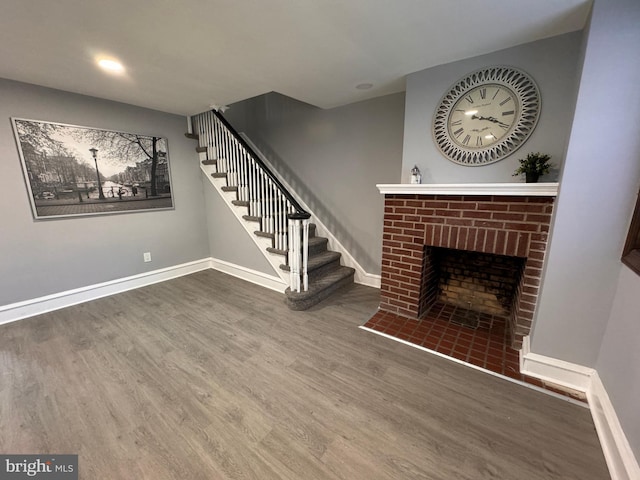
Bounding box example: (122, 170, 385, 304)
(480, 88, 487, 100)
(502, 110, 514, 116)
(499, 97, 513, 106)
(462, 134, 471, 145)
(476, 136, 483, 146)
(453, 128, 464, 138)
(451, 120, 462, 126)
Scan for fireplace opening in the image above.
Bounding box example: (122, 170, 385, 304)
(419, 247, 526, 331)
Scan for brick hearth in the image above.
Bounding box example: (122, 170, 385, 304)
(379, 192, 555, 349)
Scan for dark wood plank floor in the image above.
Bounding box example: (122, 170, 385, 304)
(0, 270, 609, 479)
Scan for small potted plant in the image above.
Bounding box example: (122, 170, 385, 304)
(513, 152, 553, 183)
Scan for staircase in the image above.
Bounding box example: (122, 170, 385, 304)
(189, 109, 354, 310)
(280, 224, 355, 310)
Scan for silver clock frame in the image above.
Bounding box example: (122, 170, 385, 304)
(433, 66, 541, 166)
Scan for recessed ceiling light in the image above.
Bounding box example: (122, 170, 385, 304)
(97, 58, 125, 74)
(356, 83, 373, 90)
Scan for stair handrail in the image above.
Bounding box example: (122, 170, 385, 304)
(209, 109, 310, 220)
(193, 109, 310, 293)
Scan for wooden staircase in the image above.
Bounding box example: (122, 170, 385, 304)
(188, 110, 354, 310)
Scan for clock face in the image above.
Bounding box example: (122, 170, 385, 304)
(433, 67, 540, 166)
(448, 84, 518, 148)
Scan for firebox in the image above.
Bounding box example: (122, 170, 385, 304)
(419, 247, 526, 329)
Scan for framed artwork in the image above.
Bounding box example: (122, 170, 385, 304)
(11, 118, 174, 219)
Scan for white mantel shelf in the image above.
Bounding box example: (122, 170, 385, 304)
(376, 183, 559, 197)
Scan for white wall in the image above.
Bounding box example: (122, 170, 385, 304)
(403, 32, 582, 184)
(0, 79, 210, 306)
(225, 92, 404, 274)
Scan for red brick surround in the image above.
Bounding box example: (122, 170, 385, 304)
(380, 194, 555, 349)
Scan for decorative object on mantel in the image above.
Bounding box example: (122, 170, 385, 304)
(410, 165, 422, 184)
(433, 66, 541, 166)
(513, 152, 553, 183)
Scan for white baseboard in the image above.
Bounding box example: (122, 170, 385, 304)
(0, 257, 286, 326)
(521, 336, 640, 480)
(355, 272, 381, 288)
(588, 373, 640, 480)
(210, 257, 287, 293)
(0, 258, 212, 326)
(360, 326, 586, 406)
(200, 165, 289, 284)
(520, 336, 595, 392)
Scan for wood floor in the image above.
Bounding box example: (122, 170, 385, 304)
(0, 270, 609, 479)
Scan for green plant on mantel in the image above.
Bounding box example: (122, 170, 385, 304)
(513, 152, 553, 183)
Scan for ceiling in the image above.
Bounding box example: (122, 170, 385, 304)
(0, 1, 591, 116)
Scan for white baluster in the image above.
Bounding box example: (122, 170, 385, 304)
(302, 218, 309, 291)
(239, 144, 246, 201)
(267, 180, 273, 234)
(217, 118, 226, 172)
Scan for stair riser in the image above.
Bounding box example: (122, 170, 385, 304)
(308, 240, 328, 256)
(307, 258, 342, 281)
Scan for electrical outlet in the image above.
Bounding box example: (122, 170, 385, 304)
(143, 252, 152, 262)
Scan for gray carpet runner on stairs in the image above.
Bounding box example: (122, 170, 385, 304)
(280, 224, 355, 310)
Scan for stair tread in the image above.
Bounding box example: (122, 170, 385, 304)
(232, 200, 249, 207)
(280, 250, 341, 272)
(221, 186, 237, 192)
(201, 159, 216, 165)
(242, 215, 261, 222)
(185, 133, 199, 140)
(285, 266, 355, 300)
(254, 231, 274, 239)
(266, 247, 287, 256)
(211, 172, 227, 178)
(196, 146, 207, 153)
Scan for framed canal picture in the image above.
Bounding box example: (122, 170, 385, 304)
(11, 118, 174, 220)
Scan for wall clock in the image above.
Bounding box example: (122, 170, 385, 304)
(433, 66, 540, 166)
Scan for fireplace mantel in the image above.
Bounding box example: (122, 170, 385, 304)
(376, 183, 558, 196)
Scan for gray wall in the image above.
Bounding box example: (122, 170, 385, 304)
(403, 32, 582, 184)
(0, 79, 210, 305)
(530, 0, 640, 459)
(203, 179, 277, 275)
(224, 92, 404, 274)
(531, 0, 640, 366)
(597, 267, 640, 459)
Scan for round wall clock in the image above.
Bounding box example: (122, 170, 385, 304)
(433, 66, 540, 166)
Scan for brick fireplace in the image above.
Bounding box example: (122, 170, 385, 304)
(377, 183, 557, 349)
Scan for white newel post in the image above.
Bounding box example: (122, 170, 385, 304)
(288, 216, 310, 293)
(302, 219, 309, 291)
(288, 219, 301, 292)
